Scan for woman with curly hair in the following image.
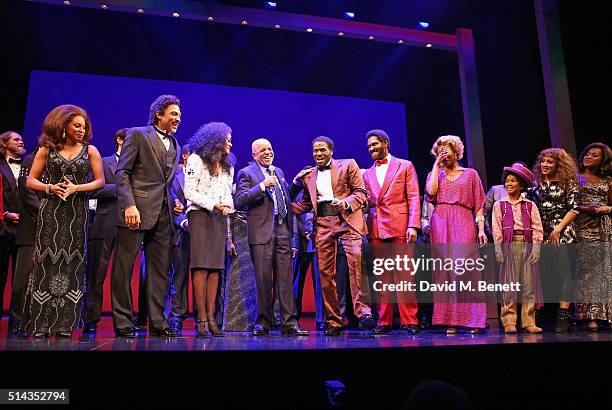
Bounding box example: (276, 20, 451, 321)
(574, 142, 612, 331)
(425, 135, 488, 334)
(527, 147, 579, 332)
(21, 104, 104, 338)
(184, 122, 235, 337)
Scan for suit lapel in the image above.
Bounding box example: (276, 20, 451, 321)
(365, 166, 380, 202)
(0, 159, 17, 190)
(378, 156, 400, 204)
(307, 168, 318, 208)
(331, 159, 341, 196)
(144, 126, 166, 177)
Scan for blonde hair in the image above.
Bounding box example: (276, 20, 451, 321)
(431, 135, 464, 161)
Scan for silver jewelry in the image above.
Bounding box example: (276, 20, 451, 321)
(62, 129, 66, 140)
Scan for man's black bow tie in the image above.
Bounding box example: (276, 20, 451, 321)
(318, 164, 331, 171)
(8, 158, 22, 164)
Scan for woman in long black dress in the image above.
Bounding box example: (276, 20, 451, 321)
(22, 104, 104, 338)
(184, 122, 235, 337)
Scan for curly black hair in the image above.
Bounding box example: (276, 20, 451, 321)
(188, 122, 235, 175)
(147, 94, 180, 126)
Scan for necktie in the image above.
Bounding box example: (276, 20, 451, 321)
(375, 158, 388, 167)
(318, 164, 331, 171)
(8, 158, 22, 164)
(268, 168, 287, 220)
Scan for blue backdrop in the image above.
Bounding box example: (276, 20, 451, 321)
(24, 71, 408, 179)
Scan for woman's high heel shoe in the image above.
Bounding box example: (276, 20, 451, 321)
(208, 319, 225, 337)
(196, 320, 210, 338)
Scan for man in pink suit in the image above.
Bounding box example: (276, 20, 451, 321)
(362, 129, 421, 334)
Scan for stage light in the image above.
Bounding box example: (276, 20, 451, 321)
(100, 4, 108, 9)
(418, 21, 430, 29)
(137, 8, 144, 13)
(274, 24, 281, 29)
(264, 1, 277, 9)
(325, 380, 346, 408)
(338, 32, 344, 37)
(368, 35, 374, 40)
(63, 0, 70, 5)
(241, 20, 248, 25)
(398, 39, 404, 44)
(343, 11, 355, 19)
(306, 28, 313, 32)
(172, 12, 180, 17)
(426, 43, 433, 48)
(207, 16, 214, 21)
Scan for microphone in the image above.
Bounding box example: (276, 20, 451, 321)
(268, 166, 276, 192)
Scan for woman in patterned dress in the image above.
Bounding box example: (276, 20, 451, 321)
(574, 142, 612, 331)
(527, 148, 579, 332)
(425, 135, 488, 334)
(22, 104, 104, 338)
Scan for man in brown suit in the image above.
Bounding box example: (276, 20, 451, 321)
(291, 136, 374, 336)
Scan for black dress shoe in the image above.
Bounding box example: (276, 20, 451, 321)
(82, 322, 97, 335)
(400, 324, 420, 334)
(323, 327, 342, 336)
(252, 324, 270, 336)
(115, 327, 136, 338)
(372, 325, 392, 335)
(149, 328, 179, 338)
(281, 325, 309, 336)
(57, 330, 72, 338)
(358, 314, 375, 330)
(32, 330, 50, 339)
(131, 324, 146, 333)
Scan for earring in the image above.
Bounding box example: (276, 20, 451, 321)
(62, 129, 66, 140)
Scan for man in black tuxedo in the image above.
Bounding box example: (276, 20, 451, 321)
(235, 138, 308, 336)
(82, 129, 126, 334)
(111, 95, 181, 338)
(166, 144, 190, 333)
(7, 149, 39, 336)
(0, 131, 26, 317)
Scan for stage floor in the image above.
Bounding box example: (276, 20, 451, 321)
(1, 316, 611, 352)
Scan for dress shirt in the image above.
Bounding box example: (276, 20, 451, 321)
(154, 126, 170, 151)
(375, 154, 391, 187)
(316, 161, 334, 202)
(6, 155, 21, 185)
(492, 197, 544, 245)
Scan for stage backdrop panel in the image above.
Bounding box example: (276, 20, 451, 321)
(23, 71, 408, 179)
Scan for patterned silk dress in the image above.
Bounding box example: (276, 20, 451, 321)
(574, 176, 612, 322)
(22, 145, 90, 334)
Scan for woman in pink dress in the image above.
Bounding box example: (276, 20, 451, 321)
(426, 135, 488, 334)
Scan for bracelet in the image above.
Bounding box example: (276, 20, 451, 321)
(475, 215, 485, 223)
(45, 184, 50, 195)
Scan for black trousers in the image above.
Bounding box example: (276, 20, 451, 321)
(0, 236, 17, 317)
(8, 244, 33, 328)
(167, 234, 190, 324)
(249, 221, 298, 329)
(83, 236, 115, 324)
(111, 206, 172, 330)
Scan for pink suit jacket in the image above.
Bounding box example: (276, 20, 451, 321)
(363, 156, 421, 239)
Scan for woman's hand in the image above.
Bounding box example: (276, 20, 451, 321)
(61, 176, 79, 199)
(49, 182, 67, 200)
(478, 231, 488, 247)
(226, 240, 236, 257)
(495, 249, 504, 263)
(547, 227, 561, 245)
(435, 147, 448, 167)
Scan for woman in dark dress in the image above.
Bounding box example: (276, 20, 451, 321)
(22, 104, 104, 338)
(184, 122, 235, 337)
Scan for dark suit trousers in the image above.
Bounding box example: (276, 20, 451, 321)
(0, 236, 17, 316)
(83, 236, 115, 323)
(292, 251, 324, 323)
(315, 216, 372, 329)
(8, 245, 33, 328)
(249, 221, 298, 329)
(167, 235, 190, 323)
(111, 205, 172, 330)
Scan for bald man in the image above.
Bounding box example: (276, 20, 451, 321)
(234, 139, 308, 336)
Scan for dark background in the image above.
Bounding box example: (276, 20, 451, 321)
(0, 0, 609, 188)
